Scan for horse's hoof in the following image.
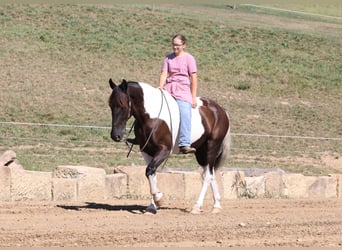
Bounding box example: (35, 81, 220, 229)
(145, 202, 158, 215)
(211, 207, 222, 214)
(190, 206, 202, 215)
(145, 205, 157, 215)
(145, 210, 157, 215)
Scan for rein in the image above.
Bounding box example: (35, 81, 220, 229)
(126, 89, 173, 168)
(125, 120, 135, 158)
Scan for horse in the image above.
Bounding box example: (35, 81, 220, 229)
(108, 79, 231, 214)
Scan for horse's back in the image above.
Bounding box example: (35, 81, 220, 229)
(137, 82, 228, 152)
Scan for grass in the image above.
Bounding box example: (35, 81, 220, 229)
(0, 2, 341, 175)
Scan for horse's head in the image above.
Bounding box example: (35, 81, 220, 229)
(108, 78, 131, 142)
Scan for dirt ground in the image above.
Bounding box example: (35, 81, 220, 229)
(0, 199, 342, 247)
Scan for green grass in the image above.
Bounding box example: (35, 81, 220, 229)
(0, 2, 341, 175)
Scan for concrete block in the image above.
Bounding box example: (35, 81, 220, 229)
(105, 174, 127, 199)
(11, 170, 52, 201)
(115, 166, 150, 199)
(308, 176, 337, 198)
(244, 176, 265, 198)
(264, 172, 284, 198)
(282, 174, 317, 198)
(52, 178, 77, 201)
(222, 171, 245, 199)
(0, 167, 11, 201)
(54, 165, 106, 201)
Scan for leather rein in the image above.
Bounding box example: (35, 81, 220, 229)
(125, 89, 173, 161)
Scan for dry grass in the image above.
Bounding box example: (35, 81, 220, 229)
(0, 2, 341, 175)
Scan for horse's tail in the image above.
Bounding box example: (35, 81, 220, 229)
(215, 111, 232, 169)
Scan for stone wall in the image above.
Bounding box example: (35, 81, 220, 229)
(1, 165, 341, 202)
(1, 150, 341, 202)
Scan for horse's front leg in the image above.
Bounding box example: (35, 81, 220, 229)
(142, 147, 170, 214)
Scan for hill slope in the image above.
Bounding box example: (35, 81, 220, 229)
(0, 3, 341, 174)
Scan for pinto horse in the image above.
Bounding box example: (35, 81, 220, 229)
(108, 79, 231, 214)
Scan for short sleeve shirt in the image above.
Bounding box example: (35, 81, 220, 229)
(161, 52, 197, 103)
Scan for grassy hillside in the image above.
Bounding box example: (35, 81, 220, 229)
(0, 3, 341, 175)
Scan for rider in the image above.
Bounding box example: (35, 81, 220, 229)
(159, 34, 197, 154)
(127, 34, 197, 154)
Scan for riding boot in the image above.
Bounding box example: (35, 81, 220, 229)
(179, 146, 196, 154)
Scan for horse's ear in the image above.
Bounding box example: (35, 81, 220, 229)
(120, 79, 128, 92)
(109, 78, 116, 89)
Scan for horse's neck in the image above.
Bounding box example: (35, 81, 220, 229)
(134, 82, 162, 116)
(128, 82, 155, 121)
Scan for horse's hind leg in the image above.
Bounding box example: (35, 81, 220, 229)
(210, 170, 222, 214)
(191, 166, 222, 214)
(191, 166, 212, 214)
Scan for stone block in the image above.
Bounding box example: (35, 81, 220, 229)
(158, 168, 223, 200)
(308, 176, 337, 198)
(0, 150, 16, 166)
(214, 170, 224, 200)
(264, 172, 284, 198)
(11, 170, 52, 201)
(244, 176, 265, 198)
(7, 160, 24, 170)
(0, 167, 11, 201)
(330, 174, 342, 198)
(222, 171, 245, 199)
(115, 166, 150, 199)
(158, 172, 185, 200)
(54, 165, 106, 201)
(52, 178, 77, 201)
(183, 171, 202, 200)
(105, 173, 127, 199)
(282, 174, 317, 198)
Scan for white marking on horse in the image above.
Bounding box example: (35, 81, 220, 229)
(138, 82, 205, 150)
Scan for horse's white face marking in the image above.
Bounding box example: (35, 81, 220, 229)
(138, 82, 205, 149)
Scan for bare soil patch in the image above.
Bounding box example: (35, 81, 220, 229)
(0, 199, 341, 247)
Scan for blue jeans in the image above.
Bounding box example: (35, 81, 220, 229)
(176, 100, 192, 147)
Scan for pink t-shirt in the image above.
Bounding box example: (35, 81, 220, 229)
(161, 52, 197, 103)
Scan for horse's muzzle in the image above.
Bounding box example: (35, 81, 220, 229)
(111, 132, 122, 142)
(112, 136, 121, 142)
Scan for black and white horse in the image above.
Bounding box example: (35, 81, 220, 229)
(108, 79, 231, 214)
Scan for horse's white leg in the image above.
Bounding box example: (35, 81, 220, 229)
(148, 174, 163, 206)
(145, 174, 163, 214)
(191, 166, 212, 214)
(210, 171, 222, 214)
(142, 153, 163, 214)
